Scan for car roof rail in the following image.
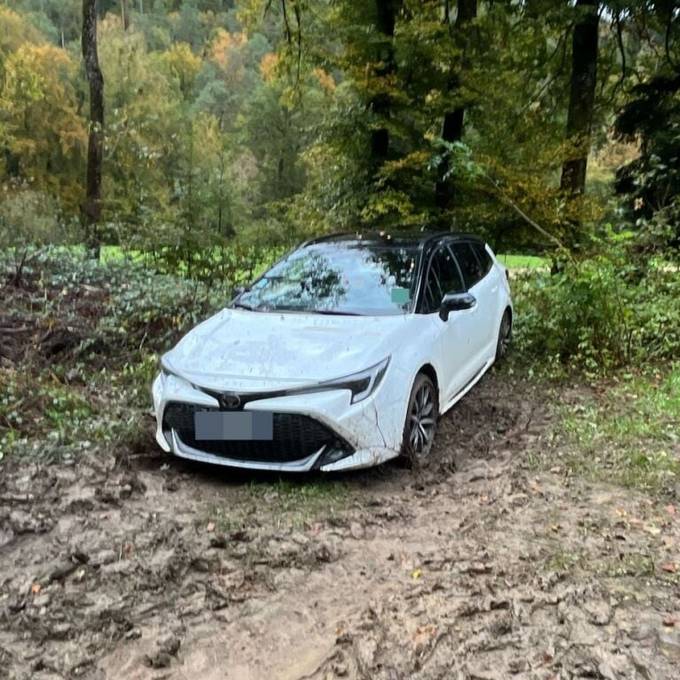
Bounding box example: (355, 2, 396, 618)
(300, 230, 486, 248)
(300, 232, 354, 247)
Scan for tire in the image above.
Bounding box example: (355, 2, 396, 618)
(400, 373, 439, 465)
(495, 309, 512, 363)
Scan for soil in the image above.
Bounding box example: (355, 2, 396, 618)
(2, 371, 680, 680)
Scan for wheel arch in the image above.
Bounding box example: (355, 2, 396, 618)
(400, 364, 440, 461)
(504, 304, 513, 329)
(415, 363, 440, 411)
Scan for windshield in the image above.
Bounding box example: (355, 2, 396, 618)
(235, 242, 420, 316)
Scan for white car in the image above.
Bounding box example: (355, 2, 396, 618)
(152, 232, 512, 472)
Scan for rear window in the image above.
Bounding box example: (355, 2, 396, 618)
(471, 243, 493, 278)
(451, 242, 484, 289)
(422, 245, 465, 313)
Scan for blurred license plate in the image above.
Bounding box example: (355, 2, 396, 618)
(194, 411, 273, 441)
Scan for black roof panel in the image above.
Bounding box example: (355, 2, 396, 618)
(304, 231, 484, 248)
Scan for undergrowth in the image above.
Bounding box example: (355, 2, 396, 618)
(513, 253, 680, 375)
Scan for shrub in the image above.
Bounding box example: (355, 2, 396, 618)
(514, 253, 680, 373)
(145, 241, 286, 289)
(0, 189, 80, 283)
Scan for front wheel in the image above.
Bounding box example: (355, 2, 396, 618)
(400, 373, 438, 464)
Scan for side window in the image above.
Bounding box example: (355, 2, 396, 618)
(451, 242, 483, 289)
(422, 245, 464, 313)
(471, 242, 493, 278)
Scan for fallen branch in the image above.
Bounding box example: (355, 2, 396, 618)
(481, 173, 573, 260)
(0, 326, 30, 334)
(0, 494, 35, 505)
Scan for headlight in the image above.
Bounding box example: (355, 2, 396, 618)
(320, 357, 390, 404)
(159, 355, 195, 389)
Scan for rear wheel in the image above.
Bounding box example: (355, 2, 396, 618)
(495, 309, 512, 363)
(400, 373, 438, 464)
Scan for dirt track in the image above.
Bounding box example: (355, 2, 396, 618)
(1, 371, 679, 680)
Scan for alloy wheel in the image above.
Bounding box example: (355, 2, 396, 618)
(407, 380, 436, 456)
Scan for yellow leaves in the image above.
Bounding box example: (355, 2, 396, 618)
(381, 151, 430, 177)
(360, 186, 428, 227)
(260, 53, 280, 82)
(0, 41, 85, 213)
(4, 44, 77, 106)
(210, 29, 247, 71)
(162, 43, 202, 95)
(1, 43, 86, 158)
(313, 68, 336, 94)
(4, 44, 72, 104)
(261, 60, 337, 97)
(425, 89, 442, 106)
(0, 7, 45, 54)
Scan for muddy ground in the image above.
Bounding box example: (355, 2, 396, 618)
(1, 371, 679, 680)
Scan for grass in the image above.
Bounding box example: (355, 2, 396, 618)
(100, 245, 146, 263)
(559, 364, 680, 494)
(209, 478, 350, 533)
(544, 547, 660, 580)
(247, 478, 349, 527)
(496, 253, 548, 269)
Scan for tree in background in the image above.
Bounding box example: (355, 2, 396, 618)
(0, 43, 85, 207)
(0, 0, 678, 264)
(435, 0, 477, 213)
(9, 0, 82, 47)
(82, 0, 105, 255)
(369, 0, 403, 169)
(560, 0, 599, 196)
(614, 1, 680, 254)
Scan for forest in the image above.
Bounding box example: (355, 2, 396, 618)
(1, 2, 680, 679)
(0, 1, 677, 258)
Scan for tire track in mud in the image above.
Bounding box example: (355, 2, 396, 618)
(2, 372, 680, 680)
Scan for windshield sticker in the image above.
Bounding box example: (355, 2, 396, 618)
(391, 287, 410, 304)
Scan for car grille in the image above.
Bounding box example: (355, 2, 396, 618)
(162, 402, 346, 463)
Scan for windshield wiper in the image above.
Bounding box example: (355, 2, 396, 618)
(309, 309, 364, 316)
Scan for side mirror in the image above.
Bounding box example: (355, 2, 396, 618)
(439, 292, 476, 321)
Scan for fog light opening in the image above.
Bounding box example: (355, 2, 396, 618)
(316, 440, 353, 468)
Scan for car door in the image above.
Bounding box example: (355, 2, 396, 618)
(469, 241, 503, 354)
(449, 241, 491, 375)
(421, 243, 479, 405)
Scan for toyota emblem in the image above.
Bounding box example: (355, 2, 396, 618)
(221, 394, 241, 410)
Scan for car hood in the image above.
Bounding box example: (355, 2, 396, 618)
(163, 308, 415, 392)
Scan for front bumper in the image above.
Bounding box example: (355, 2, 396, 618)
(152, 372, 404, 472)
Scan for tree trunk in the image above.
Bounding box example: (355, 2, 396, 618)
(82, 0, 104, 257)
(560, 0, 599, 195)
(435, 0, 477, 212)
(369, 0, 402, 168)
(121, 0, 130, 30)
